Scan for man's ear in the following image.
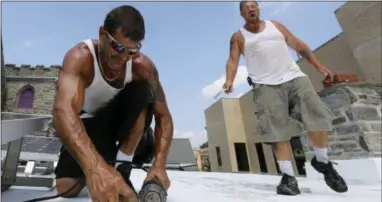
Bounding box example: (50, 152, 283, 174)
(99, 26, 105, 38)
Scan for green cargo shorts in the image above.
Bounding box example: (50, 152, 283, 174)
(252, 76, 335, 143)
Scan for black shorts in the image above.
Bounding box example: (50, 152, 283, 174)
(54, 81, 155, 179)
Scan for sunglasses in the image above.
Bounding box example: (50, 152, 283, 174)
(105, 31, 141, 55)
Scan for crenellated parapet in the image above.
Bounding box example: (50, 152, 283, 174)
(5, 63, 61, 78)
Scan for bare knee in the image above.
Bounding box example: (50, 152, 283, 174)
(56, 178, 85, 198)
(120, 108, 148, 154)
(130, 108, 148, 135)
(308, 131, 328, 147)
(272, 141, 289, 150)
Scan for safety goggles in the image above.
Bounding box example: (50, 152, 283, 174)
(105, 31, 141, 55)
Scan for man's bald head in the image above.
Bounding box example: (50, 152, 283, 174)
(239, 1, 260, 23)
(239, 1, 258, 12)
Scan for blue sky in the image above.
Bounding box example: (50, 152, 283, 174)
(2, 1, 345, 148)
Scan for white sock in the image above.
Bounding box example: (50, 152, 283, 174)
(277, 160, 294, 176)
(115, 150, 134, 168)
(313, 147, 329, 164)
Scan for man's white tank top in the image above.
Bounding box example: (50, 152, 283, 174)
(239, 20, 306, 85)
(81, 39, 133, 115)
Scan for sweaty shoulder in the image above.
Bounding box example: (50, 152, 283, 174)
(132, 53, 153, 69)
(62, 42, 94, 76)
(231, 30, 243, 42)
(230, 30, 245, 54)
(131, 53, 158, 82)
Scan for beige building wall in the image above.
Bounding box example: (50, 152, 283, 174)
(239, 89, 299, 175)
(205, 99, 252, 173)
(335, 2, 382, 83)
(296, 2, 381, 90)
(238, 93, 261, 173)
(194, 148, 209, 171)
(205, 97, 299, 174)
(194, 149, 202, 171)
(223, 99, 250, 172)
(205, 100, 231, 172)
(297, 33, 365, 92)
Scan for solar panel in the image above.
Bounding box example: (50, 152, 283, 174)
(1, 135, 62, 155)
(37, 139, 61, 154)
(1, 143, 8, 150)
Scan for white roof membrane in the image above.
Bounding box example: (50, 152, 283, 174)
(2, 169, 381, 202)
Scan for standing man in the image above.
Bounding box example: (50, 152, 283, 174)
(52, 5, 173, 201)
(223, 1, 348, 195)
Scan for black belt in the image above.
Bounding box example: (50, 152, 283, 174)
(247, 76, 253, 86)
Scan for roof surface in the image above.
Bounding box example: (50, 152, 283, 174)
(3, 169, 381, 202)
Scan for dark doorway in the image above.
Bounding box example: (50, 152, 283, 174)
(255, 143, 268, 173)
(215, 147, 222, 166)
(290, 137, 306, 176)
(234, 143, 250, 172)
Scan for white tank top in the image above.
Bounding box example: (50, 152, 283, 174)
(239, 20, 306, 85)
(81, 39, 133, 116)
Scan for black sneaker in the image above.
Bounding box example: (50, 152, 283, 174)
(310, 157, 348, 193)
(116, 162, 138, 196)
(276, 174, 301, 196)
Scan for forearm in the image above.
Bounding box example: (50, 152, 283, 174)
(52, 107, 105, 173)
(153, 116, 174, 168)
(226, 60, 238, 83)
(296, 43, 322, 69)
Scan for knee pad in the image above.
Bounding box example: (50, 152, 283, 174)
(133, 127, 155, 166)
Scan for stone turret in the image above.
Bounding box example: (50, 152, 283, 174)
(5, 64, 61, 78)
(3, 63, 60, 115)
(3, 63, 61, 136)
(1, 37, 6, 110)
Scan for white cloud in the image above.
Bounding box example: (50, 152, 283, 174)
(270, 2, 295, 16)
(174, 129, 195, 139)
(24, 40, 33, 47)
(202, 65, 248, 99)
(258, 2, 296, 16)
(174, 129, 207, 148)
(259, 2, 278, 9)
(234, 1, 240, 9)
(23, 37, 53, 48)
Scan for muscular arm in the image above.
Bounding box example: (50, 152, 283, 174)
(226, 32, 241, 84)
(142, 57, 174, 168)
(52, 47, 105, 174)
(272, 20, 323, 69)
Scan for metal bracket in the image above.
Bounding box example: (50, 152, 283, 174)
(2, 159, 58, 189)
(1, 138, 23, 191)
(14, 173, 56, 188)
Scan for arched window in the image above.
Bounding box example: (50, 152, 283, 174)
(16, 85, 35, 109)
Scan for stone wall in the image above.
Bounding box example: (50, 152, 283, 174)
(4, 64, 60, 137)
(300, 83, 381, 160)
(4, 64, 60, 115)
(4, 80, 57, 115)
(5, 64, 61, 78)
(1, 38, 6, 110)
